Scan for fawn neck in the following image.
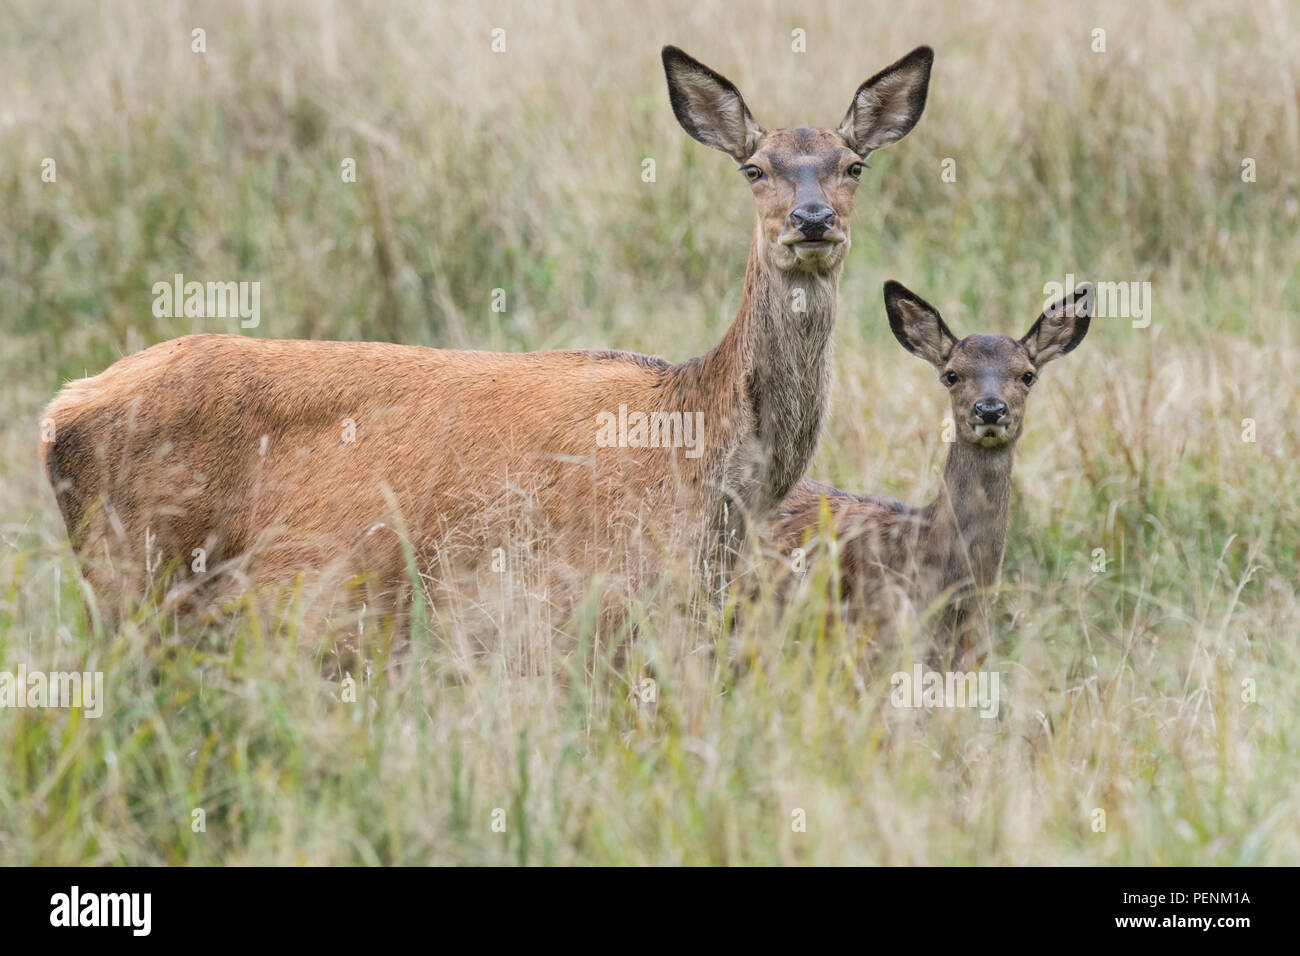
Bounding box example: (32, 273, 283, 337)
(928, 438, 1016, 590)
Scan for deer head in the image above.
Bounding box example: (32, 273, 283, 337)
(884, 280, 1094, 447)
(662, 45, 933, 274)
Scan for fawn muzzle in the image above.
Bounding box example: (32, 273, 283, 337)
(970, 397, 1012, 444)
(973, 398, 1009, 424)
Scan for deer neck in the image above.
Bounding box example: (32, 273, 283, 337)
(705, 226, 840, 513)
(928, 439, 1016, 590)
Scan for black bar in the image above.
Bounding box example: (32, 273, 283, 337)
(2, 866, 1279, 942)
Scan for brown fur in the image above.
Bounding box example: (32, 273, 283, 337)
(768, 281, 1093, 659)
(41, 46, 933, 623)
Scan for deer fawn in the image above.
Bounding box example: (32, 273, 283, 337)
(41, 46, 933, 622)
(770, 280, 1093, 660)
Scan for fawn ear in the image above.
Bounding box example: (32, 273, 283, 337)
(884, 280, 957, 368)
(1021, 282, 1094, 366)
(837, 46, 933, 157)
(662, 46, 765, 163)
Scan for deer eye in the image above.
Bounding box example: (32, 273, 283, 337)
(741, 165, 763, 183)
(942, 370, 959, 387)
(847, 162, 864, 179)
(1021, 371, 1036, 386)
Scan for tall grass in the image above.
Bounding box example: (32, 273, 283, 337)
(1, 0, 1297, 863)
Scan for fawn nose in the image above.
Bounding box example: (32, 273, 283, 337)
(974, 399, 1008, 424)
(789, 203, 837, 241)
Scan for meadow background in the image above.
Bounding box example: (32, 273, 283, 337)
(1, 0, 1297, 864)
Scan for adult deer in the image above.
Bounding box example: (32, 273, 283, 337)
(770, 280, 1093, 661)
(42, 46, 933, 623)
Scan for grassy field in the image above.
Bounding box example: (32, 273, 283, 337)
(1, 0, 1297, 864)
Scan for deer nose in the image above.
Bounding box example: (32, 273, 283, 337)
(974, 399, 1008, 424)
(789, 204, 837, 241)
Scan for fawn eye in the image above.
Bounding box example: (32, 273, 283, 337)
(1021, 371, 1036, 386)
(942, 370, 959, 386)
(847, 162, 864, 179)
(741, 165, 763, 183)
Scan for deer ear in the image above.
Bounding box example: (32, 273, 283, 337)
(662, 46, 765, 163)
(837, 46, 933, 157)
(884, 280, 956, 368)
(1021, 282, 1094, 366)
